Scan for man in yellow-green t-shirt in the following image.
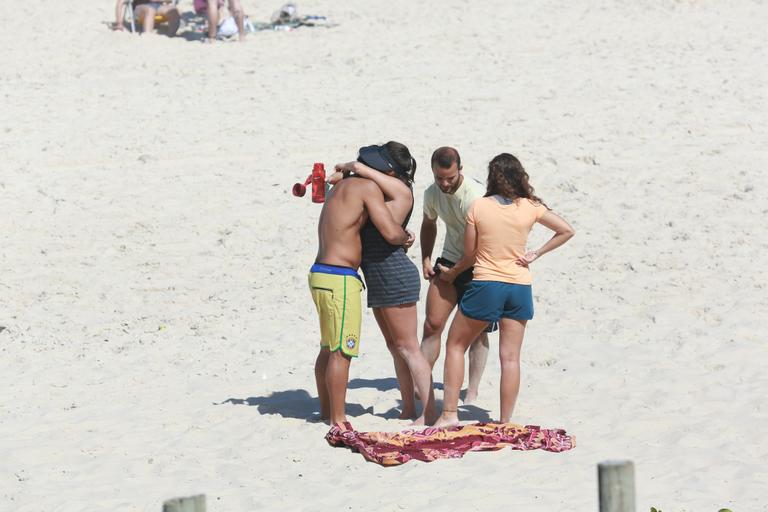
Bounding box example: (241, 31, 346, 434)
(420, 147, 491, 404)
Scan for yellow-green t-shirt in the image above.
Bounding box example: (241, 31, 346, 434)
(423, 176, 485, 262)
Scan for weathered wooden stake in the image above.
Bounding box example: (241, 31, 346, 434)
(598, 460, 635, 512)
(162, 494, 206, 512)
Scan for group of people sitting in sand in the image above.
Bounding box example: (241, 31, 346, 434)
(309, 143, 575, 429)
(112, 0, 247, 41)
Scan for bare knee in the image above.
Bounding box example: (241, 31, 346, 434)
(499, 354, 520, 368)
(392, 339, 419, 360)
(393, 342, 410, 359)
(423, 316, 445, 338)
(229, 0, 244, 17)
(446, 338, 468, 355)
(386, 341, 401, 358)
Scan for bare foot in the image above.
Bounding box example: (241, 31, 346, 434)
(398, 408, 416, 420)
(333, 421, 353, 432)
(325, 421, 354, 446)
(411, 405, 438, 426)
(433, 411, 460, 429)
(463, 389, 478, 405)
(425, 405, 439, 426)
(330, 415, 348, 427)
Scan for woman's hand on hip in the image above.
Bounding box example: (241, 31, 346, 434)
(516, 251, 539, 267)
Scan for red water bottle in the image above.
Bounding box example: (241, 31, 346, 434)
(292, 163, 327, 202)
(311, 162, 326, 203)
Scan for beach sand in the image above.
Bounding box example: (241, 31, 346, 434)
(1, 1, 767, 510)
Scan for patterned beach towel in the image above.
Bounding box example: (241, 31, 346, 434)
(326, 422, 575, 466)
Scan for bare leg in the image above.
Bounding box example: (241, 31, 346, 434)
(465, 332, 490, 404)
(420, 278, 458, 369)
(134, 5, 157, 34)
(314, 347, 330, 421)
(114, 0, 127, 30)
(206, 0, 219, 41)
(498, 318, 526, 423)
(326, 349, 352, 425)
(228, 0, 246, 41)
(434, 310, 487, 428)
(158, 5, 180, 36)
(379, 304, 436, 425)
(373, 308, 415, 419)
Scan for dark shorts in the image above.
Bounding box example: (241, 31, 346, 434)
(434, 257, 473, 300)
(435, 258, 499, 333)
(459, 280, 534, 322)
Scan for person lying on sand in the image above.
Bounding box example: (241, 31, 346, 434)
(113, 0, 180, 36)
(309, 164, 411, 427)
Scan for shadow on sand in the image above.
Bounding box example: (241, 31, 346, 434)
(456, 404, 493, 423)
(176, 12, 207, 42)
(217, 389, 373, 423)
(219, 379, 493, 424)
(348, 377, 445, 392)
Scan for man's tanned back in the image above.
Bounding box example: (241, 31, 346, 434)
(316, 178, 409, 269)
(316, 179, 367, 268)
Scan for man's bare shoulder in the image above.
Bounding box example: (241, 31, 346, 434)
(333, 177, 381, 199)
(342, 177, 378, 191)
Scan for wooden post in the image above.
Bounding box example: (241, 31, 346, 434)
(162, 494, 206, 512)
(598, 460, 635, 512)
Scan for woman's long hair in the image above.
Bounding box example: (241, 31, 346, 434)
(384, 140, 417, 187)
(485, 153, 546, 207)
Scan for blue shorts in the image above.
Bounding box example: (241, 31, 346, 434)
(459, 281, 534, 322)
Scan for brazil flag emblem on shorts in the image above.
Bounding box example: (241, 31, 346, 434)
(344, 334, 358, 352)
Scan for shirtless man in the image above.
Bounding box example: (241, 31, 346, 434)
(310, 177, 411, 427)
(421, 147, 491, 404)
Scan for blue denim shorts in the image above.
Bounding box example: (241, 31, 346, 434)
(459, 281, 534, 322)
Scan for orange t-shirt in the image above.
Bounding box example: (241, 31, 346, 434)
(466, 196, 548, 285)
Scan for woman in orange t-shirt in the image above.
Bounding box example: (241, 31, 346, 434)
(433, 153, 575, 428)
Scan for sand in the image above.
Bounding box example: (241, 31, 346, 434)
(1, 0, 767, 511)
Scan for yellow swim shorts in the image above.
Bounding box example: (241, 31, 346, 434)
(308, 266, 363, 358)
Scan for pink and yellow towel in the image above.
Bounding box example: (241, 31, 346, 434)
(326, 422, 575, 466)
